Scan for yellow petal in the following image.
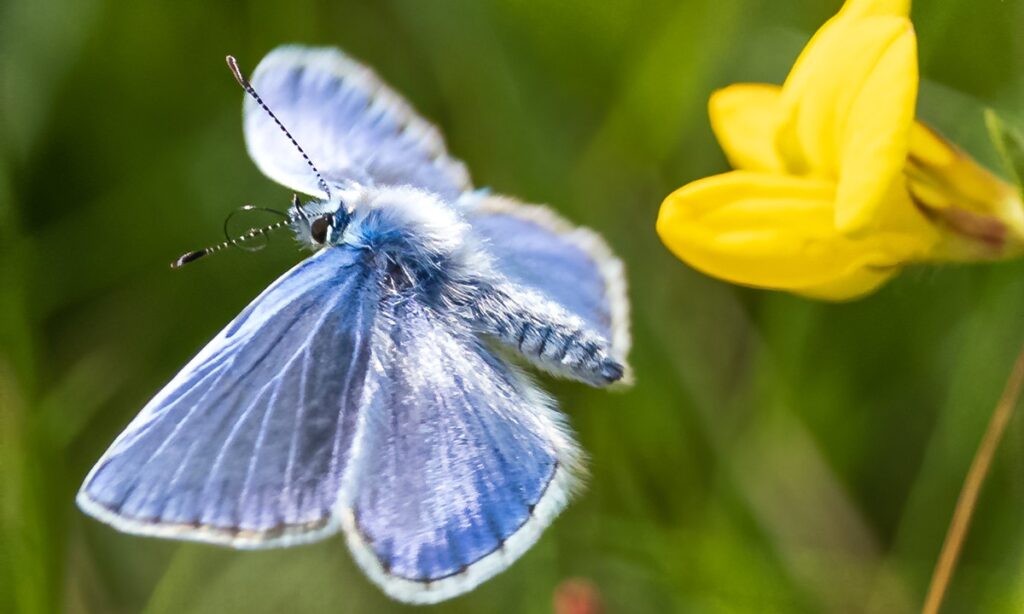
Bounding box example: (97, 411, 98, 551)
(794, 267, 898, 301)
(657, 171, 913, 299)
(834, 22, 918, 233)
(778, 16, 917, 197)
(906, 122, 1024, 260)
(709, 84, 784, 172)
(908, 122, 956, 167)
(907, 123, 1021, 218)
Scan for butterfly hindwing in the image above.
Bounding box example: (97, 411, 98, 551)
(77, 248, 380, 547)
(468, 194, 631, 363)
(244, 45, 471, 201)
(340, 294, 582, 604)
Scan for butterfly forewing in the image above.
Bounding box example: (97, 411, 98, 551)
(78, 248, 380, 547)
(244, 46, 471, 200)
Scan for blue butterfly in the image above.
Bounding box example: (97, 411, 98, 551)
(77, 45, 631, 604)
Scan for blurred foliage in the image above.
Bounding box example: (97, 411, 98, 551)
(3, 0, 1024, 612)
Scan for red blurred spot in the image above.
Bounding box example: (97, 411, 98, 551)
(554, 578, 604, 614)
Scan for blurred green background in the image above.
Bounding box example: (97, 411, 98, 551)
(3, 0, 1024, 612)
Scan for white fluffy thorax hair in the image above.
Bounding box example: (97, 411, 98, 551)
(339, 185, 493, 287)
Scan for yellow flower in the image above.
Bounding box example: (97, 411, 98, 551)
(656, 0, 1024, 300)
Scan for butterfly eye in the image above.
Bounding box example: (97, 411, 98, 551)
(310, 214, 333, 244)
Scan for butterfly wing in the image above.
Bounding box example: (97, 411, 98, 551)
(77, 247, 380, 547)
(340, 295, 582, 604)
(468, 194, 631, 362)
(243, 45, 471, 201)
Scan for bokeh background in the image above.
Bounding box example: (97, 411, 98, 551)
(4, 0, 1024, 612)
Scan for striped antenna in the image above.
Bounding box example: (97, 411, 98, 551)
(171, 206, 292, 268)
(226, 55, 332, 199)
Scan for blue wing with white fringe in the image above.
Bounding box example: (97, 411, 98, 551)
(244, 45, 471, 201)
(468, 194, 631, 364)
(77, 247, 380, 547)
(341, 294, 582, 604)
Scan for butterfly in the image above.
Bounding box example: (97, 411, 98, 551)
(77, 45, 631, 604)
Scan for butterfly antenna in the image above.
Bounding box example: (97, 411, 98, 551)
(225, 55, 332, 200)
(171, 206, 293, 269)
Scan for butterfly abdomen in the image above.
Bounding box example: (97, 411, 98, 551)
(518, 323, 623, 385)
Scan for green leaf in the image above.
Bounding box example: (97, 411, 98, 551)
(984, 108, 1024, 196)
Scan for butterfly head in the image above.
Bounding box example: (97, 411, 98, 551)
(289, 193, 353, 249)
